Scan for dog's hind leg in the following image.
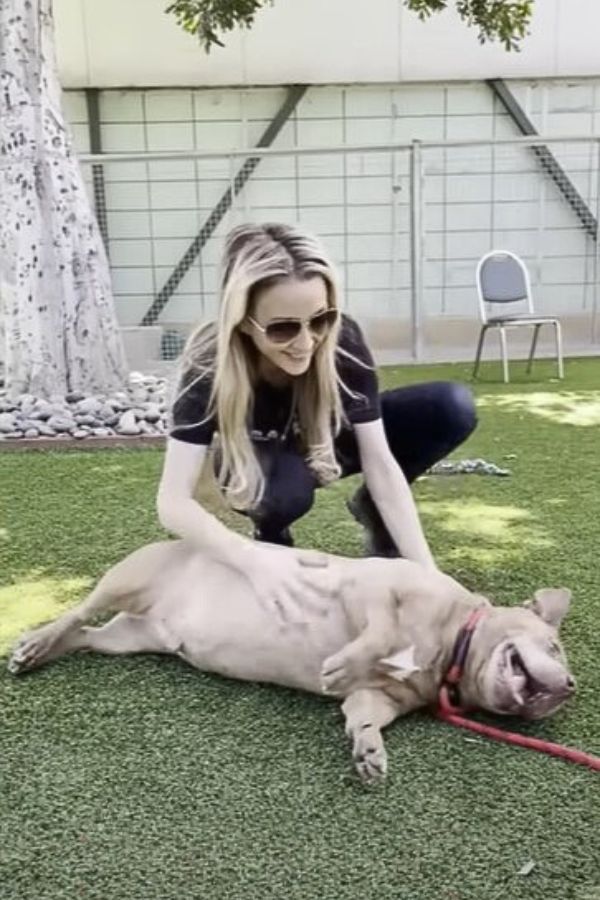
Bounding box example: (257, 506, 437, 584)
(342, 688, 400, 784)
(8, 542, 174, 676)
(47, 613, 180, 660)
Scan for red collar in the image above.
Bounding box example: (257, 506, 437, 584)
(438, 607, 488, 714)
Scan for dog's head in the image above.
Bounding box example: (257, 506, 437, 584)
(460, 588, 575, 720)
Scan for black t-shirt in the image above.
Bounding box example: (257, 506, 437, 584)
(170, 314, 381, 446)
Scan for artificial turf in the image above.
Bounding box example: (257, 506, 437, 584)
(1, 357, 599, 900)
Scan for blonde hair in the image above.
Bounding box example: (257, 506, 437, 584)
(173, 222, 344, 510)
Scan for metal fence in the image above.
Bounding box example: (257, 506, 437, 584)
(45, 134, 600, 360)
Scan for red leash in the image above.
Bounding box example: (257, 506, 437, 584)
(436, 609, 600, 773)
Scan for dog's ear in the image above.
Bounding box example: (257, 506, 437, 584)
(524, 588, 572, 628)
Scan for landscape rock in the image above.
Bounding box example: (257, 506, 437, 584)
(0, 373, 172, 444)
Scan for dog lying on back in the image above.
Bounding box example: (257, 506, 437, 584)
(8, 541, 575, 783)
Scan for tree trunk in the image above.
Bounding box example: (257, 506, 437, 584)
(0, 0, 127, 399)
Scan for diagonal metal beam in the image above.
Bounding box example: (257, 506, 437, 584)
(488, 79, 597, 241)
(489, 78, 597, 240)
(141, 84, 307, 327)
(85, 88, 110, 253)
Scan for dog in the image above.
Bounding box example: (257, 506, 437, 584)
(7, 541, 575, 783)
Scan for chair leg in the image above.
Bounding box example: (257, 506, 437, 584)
(527, 323, 542, 374)
(554, 321, 564, 379)
(473, 325, 488, 379)
(498, 327, 509, 383)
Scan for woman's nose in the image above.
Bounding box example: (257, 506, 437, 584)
(291, 323, 314, 351)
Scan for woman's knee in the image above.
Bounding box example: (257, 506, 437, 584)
(265, 485, 315, 526)
(435, 382, 478, 443)
(257, 453, 316, 528)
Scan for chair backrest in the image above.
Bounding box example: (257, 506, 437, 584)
(476, 251, 534, 323)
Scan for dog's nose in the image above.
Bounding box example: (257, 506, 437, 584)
(566, 676, 576, 692)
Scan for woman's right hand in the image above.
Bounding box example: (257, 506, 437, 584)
(239, 543, 333, 623)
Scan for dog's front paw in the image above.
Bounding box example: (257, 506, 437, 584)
(7, 623, 63, 675)
(321, 649, 366, 696)
(353, 727, 388, 785)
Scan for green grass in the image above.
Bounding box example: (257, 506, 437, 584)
(1, 357, 599, 900)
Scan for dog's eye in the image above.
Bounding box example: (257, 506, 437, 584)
(548, 640, 561, 656)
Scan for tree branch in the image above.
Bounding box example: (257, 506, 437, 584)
(165, 0, 534, 52)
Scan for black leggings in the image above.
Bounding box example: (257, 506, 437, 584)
(249, 381, 477, 540)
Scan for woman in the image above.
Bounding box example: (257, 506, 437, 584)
(157, 222, 476, 615)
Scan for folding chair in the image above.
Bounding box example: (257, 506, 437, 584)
(473, 250, 564, 383)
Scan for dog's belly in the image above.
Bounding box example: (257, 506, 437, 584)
(143, 555, 352, 694)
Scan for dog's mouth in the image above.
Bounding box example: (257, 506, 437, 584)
(504, 645, 538, 705)
(499, 642, 574, 719)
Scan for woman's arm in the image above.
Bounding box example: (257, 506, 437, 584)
(157, 437, 250, 568)
(353, 419, 436, 569)
(157, 437, 331, 619)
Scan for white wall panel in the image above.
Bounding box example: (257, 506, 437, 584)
(149, 182, 198, 210)
(155, 266, 202, 294)
(347, 177, 393, 205)
(541, 229, 594, 256)
(108, 240, 154, 268)
(241, 0, 401, 84)
(346, 290, 407, 319)
(194, 121, 244, 151)
(298, 178, 345, 206)
(296, 119, 345, 147)
(146, 160, 197, 181)
(346, 205, 393, 234)
(445, 115, 495, 140)
(144, 91, 194, 121)
(347, 262, 394, 290)
(151, 210, 201, 239)
(251, 155, 297, 179)
(193, 91, 244, 121)
(62, 79, 599, 339)
(392, 86, 445, 116)
(69, 123, 90, 152)
(62, 90, 88, 123)
(145, 123, 195, 152)
(346, 153, 395, 177)
(347, 234, 400, 262)
(243, 179, 298, 208)
(105, 182, 150, 211)
(111, 268, 155, 294)
(296, 89, 344, 120)
(399, 0, 560, 82)
(298, 155, 345, 178)
(106, 211, 152, 239)
(55, 0, 600, 87)
(391, 117, 446, 142)
(152, 238, 195, 268)
(112, 298, 154, 326)
(297, 208, 346, 235)
(162, 295, 213, 324)
(100, 92, 144, 122)
(104, 162, 149, 183)
(445, 84, 491, 116)
(345, 89, 394, 118)
(101, 123, 146, 152)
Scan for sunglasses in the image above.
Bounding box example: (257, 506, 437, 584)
(247, 308, 339, 345)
